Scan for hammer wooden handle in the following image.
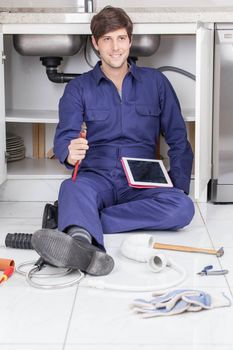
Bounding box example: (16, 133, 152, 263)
(153, 243, 218, 255)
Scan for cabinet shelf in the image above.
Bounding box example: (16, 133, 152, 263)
(7, 158, 70, 179)
(6, 109, 59, 123)
(6, 108, 195, 123)
(181, 108, 195, 122)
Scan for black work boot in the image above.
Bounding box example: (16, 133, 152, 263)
(31, 229, 114, 276)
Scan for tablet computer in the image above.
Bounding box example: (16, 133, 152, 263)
(121, 157, 173, 188)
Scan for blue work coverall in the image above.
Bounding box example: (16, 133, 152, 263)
(54, 61, 195, 248)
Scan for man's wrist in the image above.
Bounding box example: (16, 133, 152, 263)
(65, 156, 74, 167)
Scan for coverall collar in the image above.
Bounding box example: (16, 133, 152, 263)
(92, 60, 142, 85)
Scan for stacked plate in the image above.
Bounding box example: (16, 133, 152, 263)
(6, 133, 25, 162)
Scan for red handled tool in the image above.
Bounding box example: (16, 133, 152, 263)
(0, 266, 14, 284)
(0, 258, 15, 285)
(72, 122, 87, 182)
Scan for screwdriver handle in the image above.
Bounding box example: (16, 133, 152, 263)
(0, 266, 14, 284)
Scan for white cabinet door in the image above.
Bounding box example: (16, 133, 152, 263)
(0, 29, 7, 185)
(195, 23, 214, 200)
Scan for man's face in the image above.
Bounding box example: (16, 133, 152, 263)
(92, 28, 131, 70)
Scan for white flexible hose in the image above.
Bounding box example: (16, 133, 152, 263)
(79, 234, 186, 292)
(81, 258, 186, 292)
(18, 258, 186, 292)
(18, 234, 187, 292)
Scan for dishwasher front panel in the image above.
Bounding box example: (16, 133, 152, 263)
(211, 28, 233, 202)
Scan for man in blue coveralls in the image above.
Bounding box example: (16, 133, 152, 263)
(32, 6, 195, 276)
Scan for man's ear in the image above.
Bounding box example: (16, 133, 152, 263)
(91, 35, 99, 51)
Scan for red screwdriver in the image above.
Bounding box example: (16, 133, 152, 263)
(72, 122, 87, 182)
(0, 258, 15, 285)
(0, 266, 14, 284)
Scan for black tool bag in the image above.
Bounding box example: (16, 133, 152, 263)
(42, 200, 58, 229)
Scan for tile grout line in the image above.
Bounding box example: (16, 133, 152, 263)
(196, 202, 220, 251)
(196, 202, 233, 298)
(62, 284, 80, 350)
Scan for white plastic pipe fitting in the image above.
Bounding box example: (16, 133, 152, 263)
(147, 254, 169, 273)
(120, 234, 169, 273)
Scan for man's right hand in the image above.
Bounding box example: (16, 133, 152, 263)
(67, 137, 89, 166)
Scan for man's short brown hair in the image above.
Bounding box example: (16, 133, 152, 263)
(90, 6, 133, 43)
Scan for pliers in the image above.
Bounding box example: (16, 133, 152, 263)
(197, 265, 228, 276)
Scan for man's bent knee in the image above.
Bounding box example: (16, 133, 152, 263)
(176, 194, 195, 229)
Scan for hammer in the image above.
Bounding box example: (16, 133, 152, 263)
(153, 242, 224, 257)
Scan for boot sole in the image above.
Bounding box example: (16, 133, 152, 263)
(31, 229, 114, 276)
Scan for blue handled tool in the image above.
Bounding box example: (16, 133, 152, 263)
(197, 265, 228, 276)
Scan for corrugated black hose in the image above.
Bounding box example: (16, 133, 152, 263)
(5, 201, 58, 253)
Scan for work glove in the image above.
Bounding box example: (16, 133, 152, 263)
(130, 289, 231, 318)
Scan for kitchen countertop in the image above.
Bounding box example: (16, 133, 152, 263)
(0, 7, 233, 24)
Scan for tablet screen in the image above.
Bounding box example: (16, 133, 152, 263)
(127, 159, 167, 183)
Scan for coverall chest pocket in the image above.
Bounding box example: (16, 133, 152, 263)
(135, 104, 161, 118)
(134, 104, 161, 140)
(85, 109, 110, 122)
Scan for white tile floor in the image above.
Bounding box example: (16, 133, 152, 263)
(0, 201, 233, 350)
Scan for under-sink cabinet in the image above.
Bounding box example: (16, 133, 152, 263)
(0, 22, 213, 201)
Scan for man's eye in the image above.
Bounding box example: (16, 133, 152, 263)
(103, 37, 110, 41)
(119, 37, 126, 40)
